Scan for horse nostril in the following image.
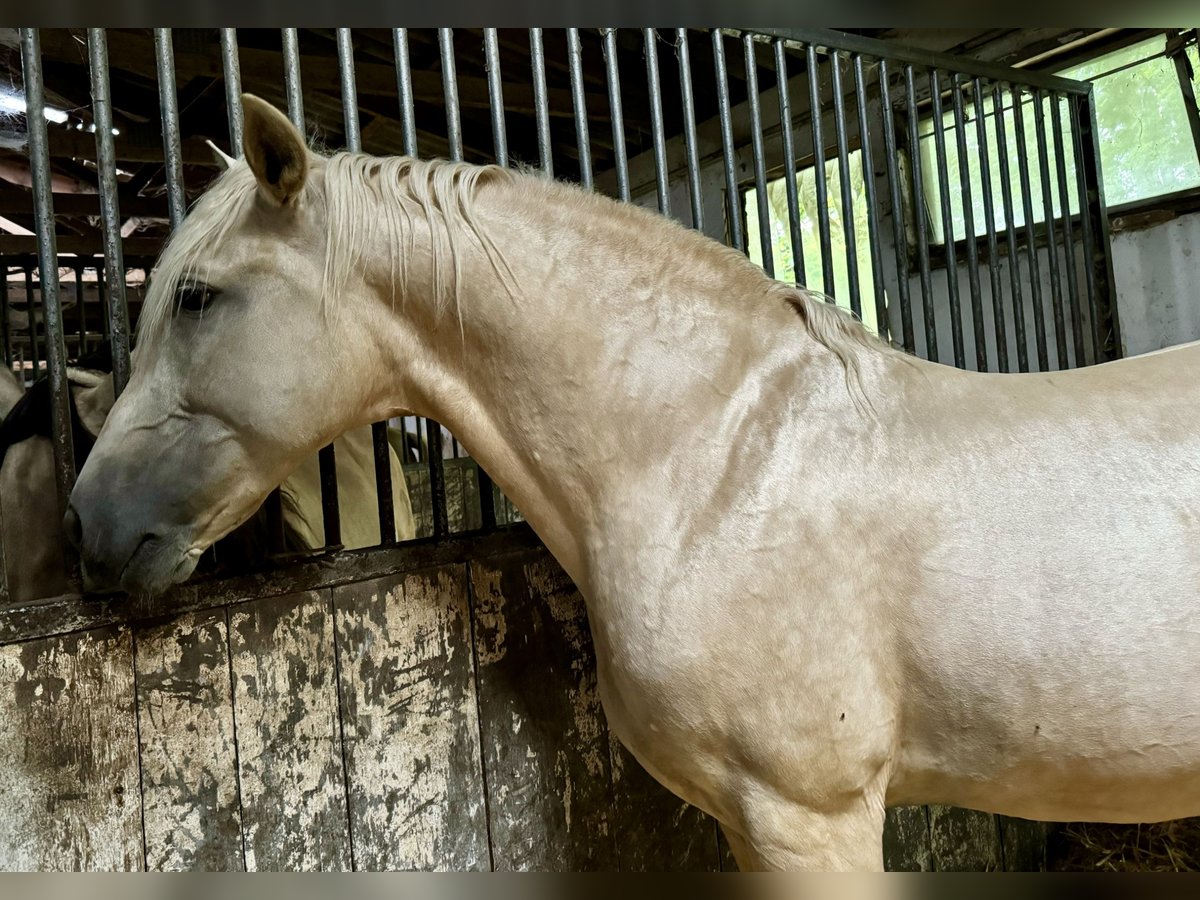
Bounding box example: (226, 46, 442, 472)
(63, 504, 83, 552)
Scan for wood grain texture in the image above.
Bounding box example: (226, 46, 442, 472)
(0, 626, 142, 870)
(229, 590, 352, 871)
(470, 550, 617, 870)
(334, 566, 489, 870)
(883, 806, 932, 871)
(999, 815, 1048, 871)
(608, 739, 720, 871)
(134, 610, 243, 870)
(929, 805, 1001, 871)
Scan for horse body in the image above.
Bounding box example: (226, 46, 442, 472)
(66, 96, 1200, 870)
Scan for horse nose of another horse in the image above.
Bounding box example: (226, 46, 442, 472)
(63, 503, 83, 552)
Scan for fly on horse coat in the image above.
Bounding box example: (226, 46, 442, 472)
(66, 94, 1200, 871)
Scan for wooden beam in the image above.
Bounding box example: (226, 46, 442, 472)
(0, 234, 164, 257)
(0, 187, 168, 219)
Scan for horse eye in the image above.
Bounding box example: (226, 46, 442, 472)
(177, 283, 215, 315)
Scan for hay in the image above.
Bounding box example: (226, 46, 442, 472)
(1048, 818, 1200, 871)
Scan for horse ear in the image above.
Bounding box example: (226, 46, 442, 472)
(241, 93, 308, 207)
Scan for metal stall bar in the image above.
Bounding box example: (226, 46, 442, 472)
(1032, 88, 1068, 367)
(441, 27, 496, 529)
(87, 29, 133, 397)
(19, 28, 76, 521)
(645, 29, 671, 216)
(853, 54, 886, 340)
(1076, 89, 1120, 361)
(220, 29, 244, 157)
(338, 28, 397, 546)
(950, 74, 987, 371)
(929, 69, 964, 368)
(774, 40, 804, 285)
(1051, 91, 1085, 366)
(1068, 96, 1101, 363)
(154, 29, 187, 232)
(993, 82, 1029, 372)
(677, 29, 704, 232)
(602, 29, 631, 203)
(973, 78, 1009, 372)
(806, 44, 835, 296)
(395, 28, 448, 538)
(904, 65, 938, 360)
(567, 28, 593, 191)
(744, 34, 772, 275)
(829, 50, 860, 316)
(483, 29, 508, 168)
(284, 27, 342, 550)
(879, 60, 915, 352)
(530, 28, 554, 177)
(74, 261, 86, 357)
(713, 30, 744, 252)
(0, 258, 9, 366)
(1010, 85, 1049, 371)
(23, 264, 38, 374)
(1170, 30, 1200, 167)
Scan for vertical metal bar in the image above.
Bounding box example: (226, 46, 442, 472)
(87, 29, 132, 396)
(973, 78, 1008, 373)
(950, 75, 987, 371)
(743, 34, 772, 275)
(993, 82, 1028, 372)
(97, 258, 109, 341)
(1075, 89, 1120, 361)
(774, 40, 804, 286)
(1051, 91, 1085, 366)
(1172, 37, 1200, 167)
(19, 28, 75, 518)
(0, 257, 9, 366)
(879, 60, 914, 352)
(807, 44, 835, 296)
(396, 29, 446, 538)
(904, 65, 937, 360)
(281, 28, 305, 131)
(830, 50, 860, 315)
(1069, 96, 1101, 362)
(483, 29, 508, 168)
(393, 29, 419, 158)
(75, 260, 86, 357)
(338, 28, 395, 544)
(677, 29, 703, 231)
(645, 28, 671, 215)
(567, 28, 593, 191)
(929, 69, 964, 368)
(1010, 85, 1048, 372)
(24, 263, 38, 374)
(219, 28, 243, 156)
(154, 29, 186, 232)
(1032, 88, 1067, 368)
(284, 28, 339, 547)
(530, 28, 554, 177)
(853, 54, 886, 340)
(602, 28, 630, 202)
(440, 27, 494, 529)
(713, 30, 743, 251)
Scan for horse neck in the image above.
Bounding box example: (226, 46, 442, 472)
(366, 173, 869, 590)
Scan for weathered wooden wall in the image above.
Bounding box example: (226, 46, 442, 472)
(0, 532, 1045, 871)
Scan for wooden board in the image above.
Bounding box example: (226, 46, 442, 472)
(608, 739, 720, 871)
(228, 590, 352, 871)
(929, 805, 1002, 871)
(883, 806, 933, 872)
(470, 551, 617, 870)
(334, 566, 489, 870)
(0, 626, 142, 870)
(999, 815, 1048, 871)
(134, 610, 243, 871)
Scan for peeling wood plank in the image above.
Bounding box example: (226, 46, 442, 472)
(999, 815, 1047, 871)
(883, 806, 933, 871)
(134, 610, 242, 871)
(334, 566, 489, 870)
(609, 739, 720, 871)
(229, 591, 351, 871)
(929, 805, 1001, 871)
(470, 551, 617, 870)
(0, 626, 141, 870)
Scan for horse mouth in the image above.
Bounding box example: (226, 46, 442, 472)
(117, 532, 198, 597)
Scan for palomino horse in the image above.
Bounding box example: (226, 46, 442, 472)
(68, 95, 1200, 871)
(0, 357, 415, 603)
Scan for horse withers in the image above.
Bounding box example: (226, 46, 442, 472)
(66, 94, 1200, 870)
